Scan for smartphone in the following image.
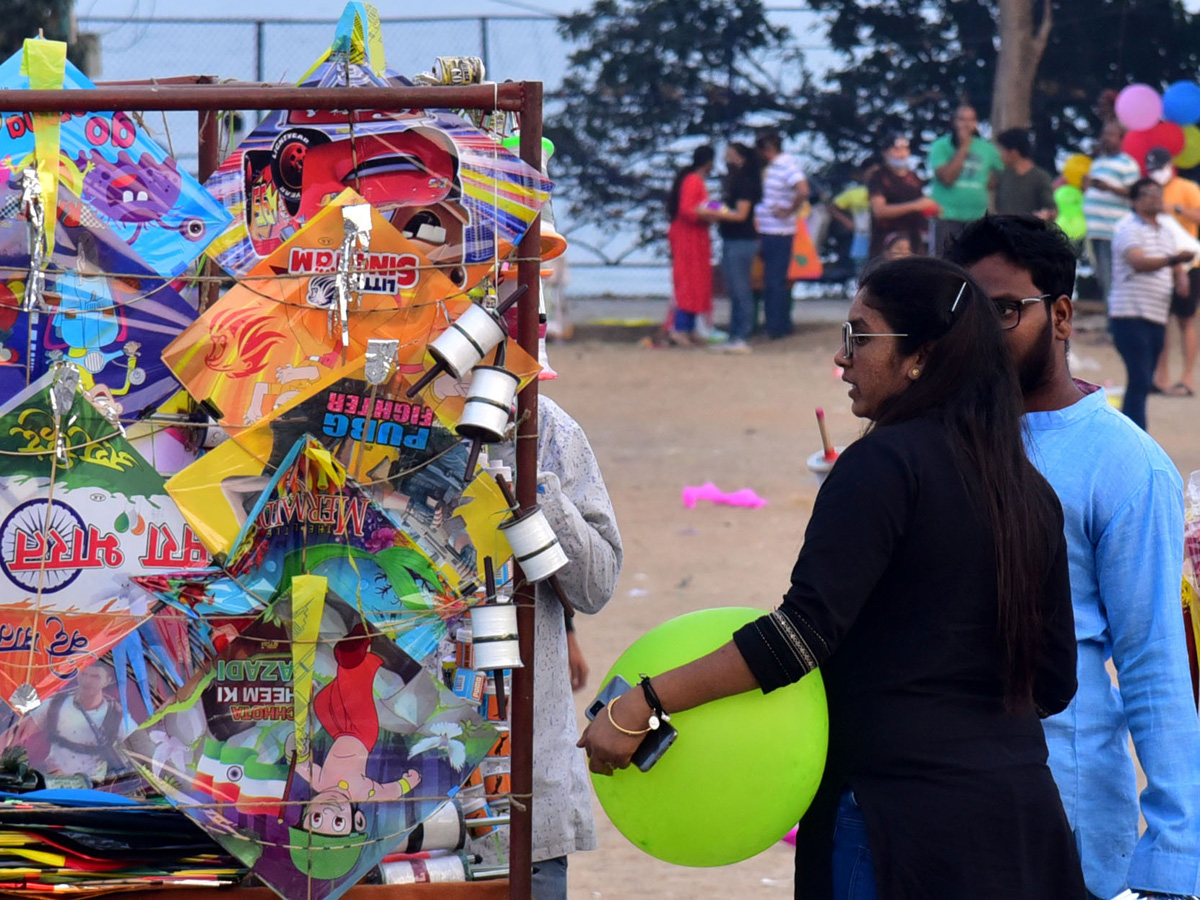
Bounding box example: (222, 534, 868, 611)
(585, 675, 678, 772)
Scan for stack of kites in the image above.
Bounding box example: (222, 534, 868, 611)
(0, 2, 564, 897)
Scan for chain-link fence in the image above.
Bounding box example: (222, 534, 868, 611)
(76, 15, 567, 164)
(74, 11, 828, 290)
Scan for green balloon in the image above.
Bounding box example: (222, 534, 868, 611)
(1054, 185, 1087, 241)
(591, 607, 828, 867)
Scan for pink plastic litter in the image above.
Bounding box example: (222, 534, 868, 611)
(681, 482, 769, 509)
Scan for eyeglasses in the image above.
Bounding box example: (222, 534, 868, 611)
(841, 321, 909, 360)
(993, 295, 1053, 330)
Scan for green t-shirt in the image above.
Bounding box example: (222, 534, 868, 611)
(927, 134, 1003, 221)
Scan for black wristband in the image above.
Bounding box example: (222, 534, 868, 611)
(638, 674, 670, 726)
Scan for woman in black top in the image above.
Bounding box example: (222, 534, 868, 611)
(712, 142, 762, 352)
(580, 257, 1085, 899)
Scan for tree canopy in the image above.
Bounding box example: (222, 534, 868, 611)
(0, 1, 85, 68)
(545, 0, 805, 252)
(550, 0, 1200, 247)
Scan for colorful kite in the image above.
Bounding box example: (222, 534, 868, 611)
(0, 366, 207, 712)
(203, 40, 550, 289)
(122, 582, 497, 900)
(140, 436, 509, 663)
(162, 190, 469, 428)
(0, 205, 199, 418)
(0, 44, 231, 277)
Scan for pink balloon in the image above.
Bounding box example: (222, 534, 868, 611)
(1116, 84, 1164, 131)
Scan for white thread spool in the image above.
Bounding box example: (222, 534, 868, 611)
(202, 424, 231, 449)
(470, 604, 523, 670)
(403, 800, 466, 853)
(499, 508, 569, 582)
(429, 304, 507, 379)
(379, 854, 467, 885)
(457, 366, 519, 441)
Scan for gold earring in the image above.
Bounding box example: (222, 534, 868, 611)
(910, 367, 921, 379)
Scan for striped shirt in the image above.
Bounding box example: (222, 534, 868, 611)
(1083, 152, 1140, 239)
(1109, 212, 1178, 324)
(754, 153, 807, 235)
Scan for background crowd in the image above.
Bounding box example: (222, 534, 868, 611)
(662, 103, 1200, 434)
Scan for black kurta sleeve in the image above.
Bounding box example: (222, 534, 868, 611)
(1033, 526, 1077, 718)
(733, 431, 917, 692)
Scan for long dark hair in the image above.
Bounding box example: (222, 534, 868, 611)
(724, 142, 761, 201)
(666, 145, 714, 221)
(859, 256, 1062, 710)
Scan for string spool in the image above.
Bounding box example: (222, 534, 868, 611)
(428, 304, 508, 380)
(458, 365, 519, 480)
(403, 800, 467, 853)
(499, 507, 568, 583)
(469, 603, 522, 670)
(379, 853, 467, 884)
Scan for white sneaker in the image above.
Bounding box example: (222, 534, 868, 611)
(714, 339, 751, 354)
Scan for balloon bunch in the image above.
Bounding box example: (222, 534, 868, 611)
(1115, 81, 1200, 172)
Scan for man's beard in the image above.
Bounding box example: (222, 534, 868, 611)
(1017, 315, 1055, 395)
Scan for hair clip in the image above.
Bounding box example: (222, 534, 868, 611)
(950, 280, 967, 313)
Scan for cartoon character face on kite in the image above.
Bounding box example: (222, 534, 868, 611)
(287, 624, 421, 881)
(203, 307, 287, 379)
(241, 122, 470, 287)
(44, 235, 145, 398)
(76, 150, 206, 243)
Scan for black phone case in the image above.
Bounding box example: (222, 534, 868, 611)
(585, 675, 678, 772)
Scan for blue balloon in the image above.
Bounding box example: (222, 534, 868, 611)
(1163, 81, 1200, 125)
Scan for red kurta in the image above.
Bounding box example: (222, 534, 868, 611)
(667, 172, 713, 315)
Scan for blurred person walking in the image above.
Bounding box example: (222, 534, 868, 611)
(1083, 120, 1141, 307)
(927, 104, 1003, 253)
(754, 130, 809, 339)
(666, 145, 721, 346)
(868, 134, 937, 259)
(711, 142, 762, 354)
(1147, 147, 1200, 397)
(994, 129, 1056, 219)
(1108, 178, 1194, 430)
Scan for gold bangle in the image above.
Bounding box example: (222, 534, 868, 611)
(606, 696, 651, 736)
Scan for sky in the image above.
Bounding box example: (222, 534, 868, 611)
(75, 0, 805, 18)
(67, 0, 1200, 277)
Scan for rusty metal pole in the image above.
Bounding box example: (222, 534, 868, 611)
(195, 76, 222, 315)
(0, 83, 527, 112)
(509, 81, 543, 900)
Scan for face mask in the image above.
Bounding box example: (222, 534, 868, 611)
(888, 156, 916, 172)
(1150, 167, 1173, 186)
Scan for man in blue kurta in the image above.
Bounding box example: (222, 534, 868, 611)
(948, 215, 1200, 900)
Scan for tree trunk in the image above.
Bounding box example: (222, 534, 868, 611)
(991, 0, 1053, 132)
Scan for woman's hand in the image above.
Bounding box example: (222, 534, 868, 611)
(577, 690, 653, 776)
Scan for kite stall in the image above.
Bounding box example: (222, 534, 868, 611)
(0, 5, 558, 899)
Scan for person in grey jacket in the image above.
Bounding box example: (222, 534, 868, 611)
(475, 395, 623, 900)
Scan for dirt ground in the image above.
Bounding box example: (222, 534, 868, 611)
(536, 318, 1200, 899)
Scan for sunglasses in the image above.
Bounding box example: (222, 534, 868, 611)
(994, 295, 1053, 330)
(841, 321, 909, 360)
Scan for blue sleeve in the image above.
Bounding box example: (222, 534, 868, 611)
(1098, 466, 1200, 894)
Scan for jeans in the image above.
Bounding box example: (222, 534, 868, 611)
(673, 309, 697, 333)
(530, 855, 567, 900)
(759, 233, 794, 338)
(831, 790, 878, 900)
(1110, 316, 1166, 431)
(722, 238, 759, 341)
(1087, 238, 1114, 305)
